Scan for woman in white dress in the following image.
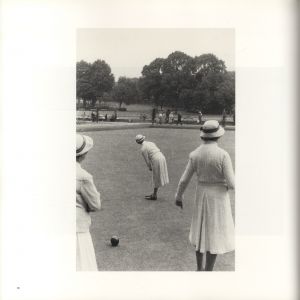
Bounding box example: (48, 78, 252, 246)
(76, 134, 101, 271)
(136, 134, 169, 200)
(169, 111, 175, 124)
(175, 120, 235, 271)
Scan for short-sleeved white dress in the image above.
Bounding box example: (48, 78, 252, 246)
(141, 141, 169, 188)
(175, 141, 235, 254)
(76, 162, 101, 271)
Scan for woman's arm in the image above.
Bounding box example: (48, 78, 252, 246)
(222, 152, 235, 189)
(175, 158, 195, 202)
(80, 177, 101, 211)
(141, 147, 151, 169)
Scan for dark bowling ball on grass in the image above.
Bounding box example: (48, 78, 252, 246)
(111, 236, 119, 247)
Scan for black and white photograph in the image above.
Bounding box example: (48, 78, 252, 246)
(1, 0, 297, 299)
(76, 29, 235, 271)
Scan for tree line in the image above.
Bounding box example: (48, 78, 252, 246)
(76, 51, 235, 114)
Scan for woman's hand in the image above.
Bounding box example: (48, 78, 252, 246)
(175, 200, 183, 209)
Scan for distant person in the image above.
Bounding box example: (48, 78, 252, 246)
(162, 112, 166, 123)
(135, 134, 169, 200)
(165, 109, 171, 123)
(158, 112, 163, 124)
(177, 112, 182, 126)
(222, 109, 226, 127)
(96, 109, 99, 123)
(110, 110, 117, 122)
(151, 108, 156, 125)
(105, 114, 108, 121)
(91, 112, 96, 122)
(140, 113, 147, 121)
(169, 111, 175, 124)
(198, 111, 203, 125)
(175, 120, 235, 271)
(76, 134, 101, 271)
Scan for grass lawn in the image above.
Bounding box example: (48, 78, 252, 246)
(81, 128, 235, 271)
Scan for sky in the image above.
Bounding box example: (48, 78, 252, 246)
(77, 29, 235, 79)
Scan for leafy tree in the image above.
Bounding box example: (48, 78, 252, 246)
(113, 77, 140, 108)
(215, 71, 235, 113)
(139, 58, 165, 107)
(77, 60, 90, 79)
(76, 59, 114, 108)
(179, 89, 194, 110)
(77, 53, 235, 114)
(193, 53, 226, 82)
(101, 92, 114, 103)
(76, 60, 93, 108)
(162, 51, 193, 73)
(189, 55, 228, 113)
(180, 88, 209, 112)
(140, 52, 195, 109)
(161, 51, 195, 108)
(89, 60, 114, 106)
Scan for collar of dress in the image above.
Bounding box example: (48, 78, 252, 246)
(203, 140, 218, 145)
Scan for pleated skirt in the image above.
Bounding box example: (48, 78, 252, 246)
(76, 231, 98, 271)
(189, 184, 235, 254)
(151, 152, 169, 188)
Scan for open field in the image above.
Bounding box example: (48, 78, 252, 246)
(80, 128, 235, 271)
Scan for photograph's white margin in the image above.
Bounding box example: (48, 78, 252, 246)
(1, 0, 297, 299)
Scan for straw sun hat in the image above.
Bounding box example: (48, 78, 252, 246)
(200, 120, 225, 139)
(76, 134, 94, 156)
(135, 134, 145, 143)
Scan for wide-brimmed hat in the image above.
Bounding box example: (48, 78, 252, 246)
(200, 120, 225, 138)
(135, 134, 145, 143)
(76, 134, 94, 156)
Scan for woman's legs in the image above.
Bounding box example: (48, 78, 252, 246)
(205, 252, 217, 271)
(153, 187, 158, 198)
(195, 251, 217, 271)
(196, 251, 204, 271)
(145, 187, 158, 200)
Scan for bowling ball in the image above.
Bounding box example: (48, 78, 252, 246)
(111, 236, 119, 247)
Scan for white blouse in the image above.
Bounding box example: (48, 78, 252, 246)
(76, 162, 101, 232)
(140, 141, 161, 168)
(175, 141, 235, 201)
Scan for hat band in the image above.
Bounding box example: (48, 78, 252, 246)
(202, 125, 220, 133)
(136, 136, 145, 142)
(76, 136, 86, 154)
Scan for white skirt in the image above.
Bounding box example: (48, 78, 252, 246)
(189, 184, 235, 254)
(76, 232, 98, 271)
(151, 152, 169, 188)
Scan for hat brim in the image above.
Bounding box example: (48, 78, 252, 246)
(200, 126, 225, 138)
(76, 135, 94, 156)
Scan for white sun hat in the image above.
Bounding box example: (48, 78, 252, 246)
(76, 134, 94, 156)
(200, 120, 225, 138)
(135, 134, 145, 143)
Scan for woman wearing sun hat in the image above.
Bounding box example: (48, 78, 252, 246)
(135, 134, 169, 200)
(175, 120, 235, 271)
(76, 134, 101, 271)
